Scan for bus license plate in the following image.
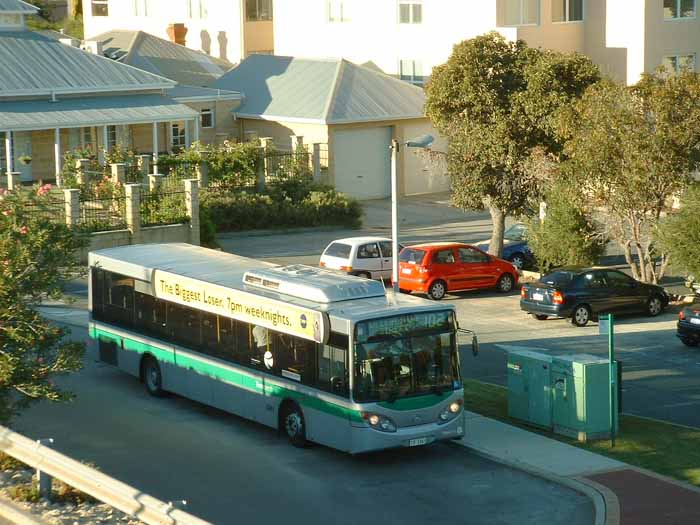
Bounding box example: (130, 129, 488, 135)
(691, 318, 700, 325)
(532, 293, 544, 301)
(409, 437, 428, 447)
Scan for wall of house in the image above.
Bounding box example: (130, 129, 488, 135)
(184, 99, 241, 145)
(244, 20, 274, 55)
(82, 0, 245, 63)
(515, 0, 586, 54)
(643, 0, 700, 79)
(238, 119, 329, 150)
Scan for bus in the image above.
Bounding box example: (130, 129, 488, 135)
(88, 243, 479, 454)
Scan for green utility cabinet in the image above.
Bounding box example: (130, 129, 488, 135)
(550, 354, 618, 441)
(507, 351, 619, 441)
(507, 350, 553, 429)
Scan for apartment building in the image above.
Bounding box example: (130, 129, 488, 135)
(273, 0, 700, 85)
(82, 0, 274, 63)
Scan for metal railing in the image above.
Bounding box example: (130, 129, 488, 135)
(78, 195, 127, 232)
(140, 188, 189, 228)
(23, 198, 65, 224)
(0, 425, 213, 525)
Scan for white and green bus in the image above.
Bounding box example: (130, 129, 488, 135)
(88, 244, 478, 454)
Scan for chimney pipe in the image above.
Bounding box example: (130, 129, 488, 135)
(166, 23, 188, 46)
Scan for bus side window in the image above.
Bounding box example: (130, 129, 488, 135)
(91, 268, 105, 318)
(134, 292, 166, 339)
(167, 304, 201, 348)
(318, 346, 348, 397)
(103, 272, 134, 327)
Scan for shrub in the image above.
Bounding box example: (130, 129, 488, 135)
(655, 184, 700, 279)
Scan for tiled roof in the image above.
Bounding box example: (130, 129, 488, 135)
(0, 0, 38, 13)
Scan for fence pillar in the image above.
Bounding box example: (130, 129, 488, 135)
(185, 179, 200, 246)
(259, 137, 273, 191)
(7, 171, 21, 191)
(312, 143, 322, 183)
(138, 155, 151, 178)
(110, 163, 126, 185)
(63, 189, 79, 227)
(36, 438, 54, 501)
(291, 135, 304, 152)
(125, 184, 141, 243)
(195, 161, 209, 188)
(76, 159, 90, 185)
(148, 173, 165, 192)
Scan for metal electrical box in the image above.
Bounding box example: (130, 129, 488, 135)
(550, 354, 619, 441)
(507, 350, 553, 429)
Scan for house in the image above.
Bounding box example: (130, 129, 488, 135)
(211, 54, 449, 199)
(0, 0, 210, 184)
(91, 29, 241, 146)
(82, 0, 274, 64)
(273, 0, 700, 86)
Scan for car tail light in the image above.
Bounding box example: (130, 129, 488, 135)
(520, 286, 527, 299)
(679, 310, 686, 320)
(552, 291, 565, 305)
(340, 265, 352, 272)
(319, 261, 326, 268)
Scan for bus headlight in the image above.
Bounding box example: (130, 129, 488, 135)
(438, 399, 463, 425)
(361, 412, 397, 433)
(449, 400, 462, 413)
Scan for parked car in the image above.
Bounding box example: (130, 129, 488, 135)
(520, 268, 669, 327)
(677, 305, 700, 347)
(319, 237, 403, 280)
(473, 223, 532, 270)
(396, 242, 519, 300)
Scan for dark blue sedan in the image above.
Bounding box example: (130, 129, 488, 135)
(474, 223, 532, 270)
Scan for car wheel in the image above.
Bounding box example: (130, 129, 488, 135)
(680, 337, 699, 348)
(356, 271, 372, 280)
(428, 280, 447, 301)
(534, 314, 548, 321)
(497, 274, 515, 293)
(571, 305, 591, 327)
(282, 403, 307, 448)
(399, 288, 411, 294)
(647, 296, 664, 317)
(142, 356, 165, 397)
(509, 253, 525, 270)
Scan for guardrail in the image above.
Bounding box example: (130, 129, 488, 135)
(0, 426, 213, 525)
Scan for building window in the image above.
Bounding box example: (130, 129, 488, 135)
(664, 0, 695, 19)
(247, 0, 273, 21)
(106, 125, 117, 150)
(328, 0, 350, 22)
(552, 0, 583, 22)
(399, 59, 424, 85)
(662, 54, 696, 74)
(399, 0, 422, 24)
(188, 0, 207, 18)
(503, 0, 539, 26)
(171, 123, 186, 150)
(201, 109, 214, 129)
(91, 0, 109, 16)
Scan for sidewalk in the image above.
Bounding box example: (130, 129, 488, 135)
(459, 410, 700, 525)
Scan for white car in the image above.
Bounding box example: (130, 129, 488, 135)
(319, 237, 404, 280)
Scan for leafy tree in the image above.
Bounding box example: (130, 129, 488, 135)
(556, 72, 700, 283)
(655, 184, 700, 279)
(425, 32, 600, 257)
(525, 181, 605, 273)
(0, 186, 86, 423)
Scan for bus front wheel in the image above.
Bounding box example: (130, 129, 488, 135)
(281, 402, 307, 448)
(142, 356, 165, 397)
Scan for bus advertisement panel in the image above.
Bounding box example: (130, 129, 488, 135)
(153, 269, 329, 344)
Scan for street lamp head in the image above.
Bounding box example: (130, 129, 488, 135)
(405, 134, 434, 149)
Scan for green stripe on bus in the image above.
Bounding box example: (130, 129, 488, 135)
(91, 327, 363, 422)
(377, 394, 445, 411)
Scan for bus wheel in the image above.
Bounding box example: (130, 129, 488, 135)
(282, 403, 307, 448)
(142, 356, 165, 397)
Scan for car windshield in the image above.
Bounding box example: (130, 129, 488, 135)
(504, 224, 527, 242)
(399, 248, 426, 264)
(353, 311, 461, 403)
(541, 271, 577, 287)
(324, 242, 351, 259)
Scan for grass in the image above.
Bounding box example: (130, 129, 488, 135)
(464, 379, 700, 487)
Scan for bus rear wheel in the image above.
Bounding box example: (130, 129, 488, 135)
(282, 402, 307, 448)
(142, 356, 165, 397)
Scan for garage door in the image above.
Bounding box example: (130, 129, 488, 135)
(333, 127, 391, 200)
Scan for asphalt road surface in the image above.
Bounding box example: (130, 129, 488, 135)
(16, 330, 594, 525)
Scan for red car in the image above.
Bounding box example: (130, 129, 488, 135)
(397, 243, 519, 300)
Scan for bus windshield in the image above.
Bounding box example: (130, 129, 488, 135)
(353, 311, 461, 403)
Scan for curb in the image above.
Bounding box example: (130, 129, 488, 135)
(453, 441, 608, 525)
(574, 476, 621, 525)
(0, 496, 44, 525)
(216, 225, 350, 239)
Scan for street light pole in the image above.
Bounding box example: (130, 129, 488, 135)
(391, 139, 400, 294)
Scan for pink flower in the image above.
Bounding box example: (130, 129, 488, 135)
(0, 188, 6, 196)
(2, 210, 11, 216)
(37, 357, 44, 364)
(19, 226, 28, 235)
(37, 184, 52, 196)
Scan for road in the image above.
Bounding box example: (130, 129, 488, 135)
(16, 329, 594, 525)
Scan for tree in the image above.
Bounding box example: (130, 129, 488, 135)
(556, 72, 700, 283)
(425, 32, 600, 257)
(655, 184, 700, 279)
(525, 181, 605, 273)
(0, 186, 86, 423)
